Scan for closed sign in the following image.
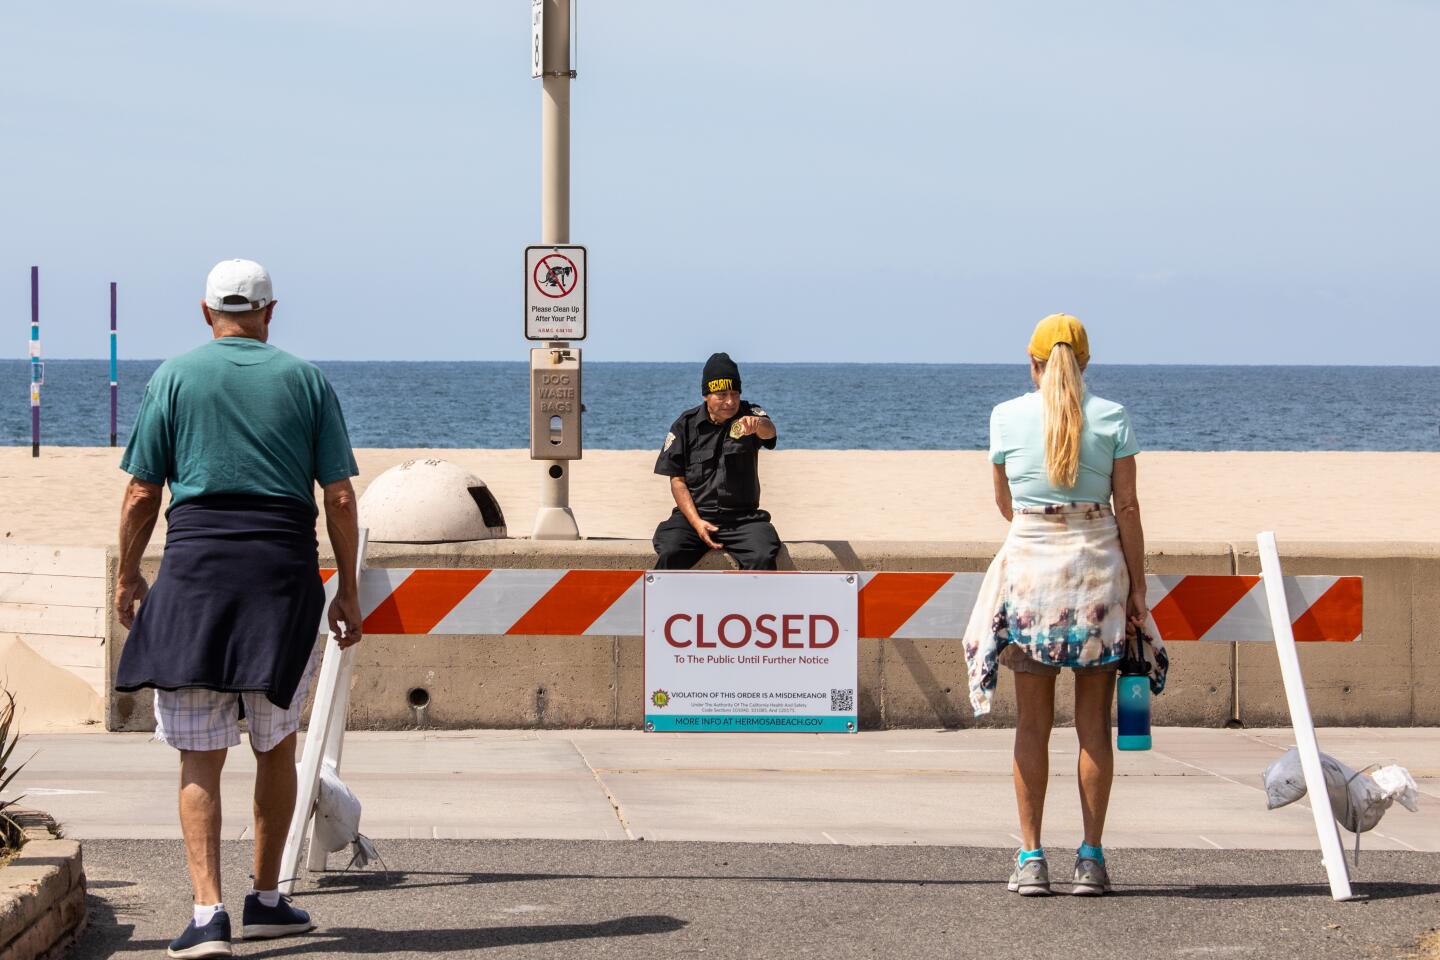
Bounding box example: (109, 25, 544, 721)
(644, 572, 859, 733)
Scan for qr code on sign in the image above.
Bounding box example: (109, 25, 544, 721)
(830, 688, 855, 712)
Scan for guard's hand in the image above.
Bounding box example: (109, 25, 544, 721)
(693, 520, 721, 551)
(733, 416, 763, 438)
(1126, 587, 1149, 641)
(329, 590, 364, 648)
(115, 573, 149, 630)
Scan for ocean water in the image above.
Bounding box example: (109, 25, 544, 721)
(2, 360, 1437, 452)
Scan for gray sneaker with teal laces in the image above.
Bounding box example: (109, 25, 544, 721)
(1006, 852, 1051, 896)
(1071, 855, 1112, 896)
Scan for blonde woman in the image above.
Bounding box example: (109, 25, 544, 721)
(963, 313, 1150, 897)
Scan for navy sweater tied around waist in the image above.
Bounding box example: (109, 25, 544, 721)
(115, 494, 325, 709)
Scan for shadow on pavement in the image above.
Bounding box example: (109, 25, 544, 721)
(73, 889, 133, 959)
(309, 869, 1440, 903)
(307, 868, 994, 896)
(102, 916, 687, 957)
(1113, 881, 1440, 902)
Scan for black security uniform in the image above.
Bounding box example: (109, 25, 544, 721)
(652, 399, 782, 570)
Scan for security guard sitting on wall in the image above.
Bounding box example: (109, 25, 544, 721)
(653, 353, 781, 570)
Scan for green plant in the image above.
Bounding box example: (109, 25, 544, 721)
(0, 691, 29, 849)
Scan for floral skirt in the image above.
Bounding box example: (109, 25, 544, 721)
(962, 503, 1130, 715)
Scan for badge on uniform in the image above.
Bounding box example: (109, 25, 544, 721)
(663, 432, 676, 451)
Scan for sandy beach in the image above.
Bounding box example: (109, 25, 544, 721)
(2, 447, 1436, 547)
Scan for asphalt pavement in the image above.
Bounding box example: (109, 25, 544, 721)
(35, 727, 1440, 957)
(70, 839, 1440, 960)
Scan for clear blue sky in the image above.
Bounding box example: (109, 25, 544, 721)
(3, 1, 1436, 364)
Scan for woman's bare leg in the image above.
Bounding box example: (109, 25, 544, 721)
(1012, 671, 1057, 849)
(1074, 671, 1116, 847)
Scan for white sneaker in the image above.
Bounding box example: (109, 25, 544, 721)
(1006, 853, 1052, 896)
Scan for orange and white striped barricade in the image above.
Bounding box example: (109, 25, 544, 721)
(302, 568, 1362, 646)
(282, 550, 1362, 890)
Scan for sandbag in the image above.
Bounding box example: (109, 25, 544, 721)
(315, 762, 361, 853)
(1322, 755, 1392, 835)
(314, 761, 380, 869)
(1262, 747, 1308, 810)
(1261, 747, 1415, 834)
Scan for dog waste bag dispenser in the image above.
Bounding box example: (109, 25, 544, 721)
(530, 347, 582, 460)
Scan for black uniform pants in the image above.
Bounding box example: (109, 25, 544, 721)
(652, 510, 781, 571)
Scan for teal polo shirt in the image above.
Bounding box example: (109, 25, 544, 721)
(121, 337, 358, 510)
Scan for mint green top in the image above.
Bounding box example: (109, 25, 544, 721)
(988, 390, 1139, 507)
(121, 338, 358, 510)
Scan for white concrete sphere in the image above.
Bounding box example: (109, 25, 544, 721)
(359, 459, 507, 542)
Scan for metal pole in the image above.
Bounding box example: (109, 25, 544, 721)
(29, 267, 40, 458)
(531, 0, 580, 540)
(110, 282, 118, 447)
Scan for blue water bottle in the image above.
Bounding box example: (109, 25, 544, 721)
(1116, 673, 1151, 751)
(1116, 633, 1152, 751)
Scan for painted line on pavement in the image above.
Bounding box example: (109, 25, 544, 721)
(1370, 830, 1420, 851)
(590, 767, 1010, 775)
(1151, 749, 1260, 792)
(887, 749, 1012, 754)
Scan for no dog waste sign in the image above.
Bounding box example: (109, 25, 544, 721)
(525, 244, 586, 340)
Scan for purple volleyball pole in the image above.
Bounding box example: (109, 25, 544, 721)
(110, 282, 118, 446)
(29, 267, 40, 458)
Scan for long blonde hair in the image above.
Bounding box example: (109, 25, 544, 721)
(1039, 343, 1085, 488)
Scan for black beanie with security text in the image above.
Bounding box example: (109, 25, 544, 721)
(701, 353, 742, 395)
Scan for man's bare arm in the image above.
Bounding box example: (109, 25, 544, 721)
(322, 478, 364, 648)
(670, 475, 720, 550)
(115, 478, 164, 628)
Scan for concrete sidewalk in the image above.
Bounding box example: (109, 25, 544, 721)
(21, 727, 1439, 851)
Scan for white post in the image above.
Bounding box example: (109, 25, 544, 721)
(304, 644, 356, 872)
(531, 0, 580, 540)
(1256, 531, 1353, 902)
(280, 530, 369, 893)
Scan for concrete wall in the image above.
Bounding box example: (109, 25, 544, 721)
(0, 545, 106, 697)
(104, 538, 1438, 732)
(1232, 541, 1440, 727)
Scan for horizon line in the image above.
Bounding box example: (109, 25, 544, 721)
(13, 357, 1440, 370)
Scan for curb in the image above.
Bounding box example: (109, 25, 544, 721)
(0, 812, 86, 960)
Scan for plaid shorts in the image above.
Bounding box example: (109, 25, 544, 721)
(154, 653, 318, 753)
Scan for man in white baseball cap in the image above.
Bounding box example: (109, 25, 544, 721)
(114, 258, 362, 958)
(204, 258, 274, 313)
